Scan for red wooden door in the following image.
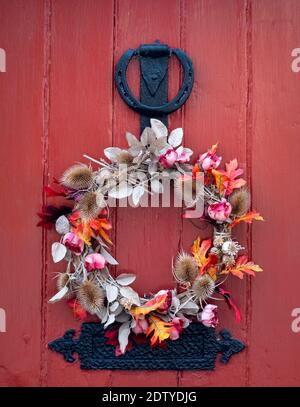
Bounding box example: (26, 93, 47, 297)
(1, 0, 300, 387)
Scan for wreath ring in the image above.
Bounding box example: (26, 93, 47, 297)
(39, 119, 263, 355)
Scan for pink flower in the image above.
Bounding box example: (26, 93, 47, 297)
(198, 144, 222, 171)
(169, 317, 183, 340)
(63, 232, 84, 255)
(132, 317, 149, 335)
(155, 290, 172, 313)
(208, 198, 232, 221)
(84, 253, 106, 271)
(176, 147, 191, 163)
(159, 148, 178, 168)
(198, 304, 218, 328)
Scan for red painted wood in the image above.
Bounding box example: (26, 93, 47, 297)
(111, 0, 182, 387)
(179, 0, 249, 386)
(249, 0, 300, 386)
(44, 0, 115, 387)
(0, 0, 44, 386)
(0, 0, 300, 387)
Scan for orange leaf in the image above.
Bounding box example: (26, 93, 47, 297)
(211, 169, 228, 195)
(230, 211, 264, 228)
(69, 212, 113, 245)
(207, 266, 218, 281)
(210, 143, 218, 154)
(212, 159, 246, 196)
(146, 316, 173, 347)
(191, 237, 211, 265)
(191, 237, 216, 275)
(72, 222, 93, 246)
(222, 255, 263, 279)
(131, 293, 168, 318)
(192, 163, 201, 177)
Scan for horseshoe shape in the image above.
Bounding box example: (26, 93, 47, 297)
(115, 42, 194, 118)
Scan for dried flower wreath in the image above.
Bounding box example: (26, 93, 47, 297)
(38, 119, 263, 356)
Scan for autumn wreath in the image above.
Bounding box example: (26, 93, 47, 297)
(38, 119, 263, 356)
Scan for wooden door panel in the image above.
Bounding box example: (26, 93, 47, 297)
(0, 0, 300, 387)
(45, 0, 114, 387)
(112, 0, 182, 387)
(180, 0, 249, 386)
(250, 0, 300, 386)
(0, 0, 44, 386)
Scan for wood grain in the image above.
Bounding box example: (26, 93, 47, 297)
(0, 0, 44, 386)
(111, 0, 182, 387)
(0, 0, 300, 387)
(180, 0, 249, 386)
(249, 0, 300, 386)
(45, 0, 114, 387)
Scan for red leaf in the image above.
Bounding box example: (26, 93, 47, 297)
(36, 205, 72, 229)
(217, 288, 241, 323)
(44, 185, 67, 197)
(67, 299, 87, 321)
(229, 211, 264, 228)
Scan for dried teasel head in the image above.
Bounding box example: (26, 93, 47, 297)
(117, 150, 134, 165)
(77, 280, 105, 315)
(229, 188, 250, 216)
(173, 252, 198, 283)
(56, 272, 76, 298)
(174, 175, 203, 208)
(222, 255, 236, 268)
(61, 164, 94, 190)
(210, 247, 221, 257)
(57, 272, 70, 291)
(192, 275, 215, 306)
(77, 191, 99, 221)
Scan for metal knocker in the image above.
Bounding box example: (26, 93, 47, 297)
(115, 40, 194, 132)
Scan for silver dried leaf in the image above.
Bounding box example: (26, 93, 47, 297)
(112, 304, 123, 316)
(151, 179, 163, 194)
(116, 273, 136, 286)
(120, 286, 140, 306)
(150, 119, 168, 139)
(104, 147, 122, 162)
(109, 301, 120, 312)
(179, 300, 199, 315)
(95, 168, 112, 186)
(148, 161, 158, 175)
(126, 132, 139, 147)
(132, 185, 145, 206)
(115, 312, 131, 323)
(55, 215, 70, 235)
(108, 182, 133, 199)
(141, 127, 156, 147)
(51, 242, 67, 263)
(100, 247, 119, 265)
(104, 314, 115, 328)
(48, 286, 68, 304)
(106, 284, 118, 303)
(168, 128, 183, 147)
(118, 321, 131, 354)
(96, 307, 108, 323)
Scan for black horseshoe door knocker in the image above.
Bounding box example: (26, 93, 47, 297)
(115, 40, 194, 132)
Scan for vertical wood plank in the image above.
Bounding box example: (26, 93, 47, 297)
(249, 0, 300, 386)
(45, 0, 115, 386)
(0, 0, 44, 386)
(179, 0, 249, 386)
(111, 0, 182, 387)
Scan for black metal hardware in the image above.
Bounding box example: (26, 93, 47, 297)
(115, 40, 194, 133)
(49, 323, 245, 370)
